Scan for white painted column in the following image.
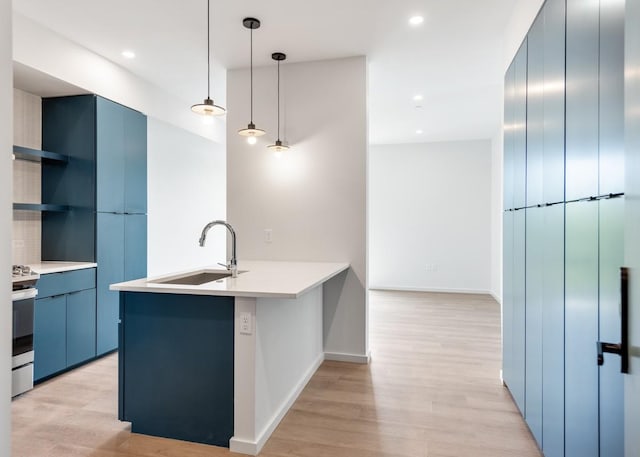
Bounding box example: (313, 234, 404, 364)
(231, 297, 258, 455)
(0, 0, 13, 454)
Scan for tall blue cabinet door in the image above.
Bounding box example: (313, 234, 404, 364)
(97, 212, 125, 355)
(599, 0, 625, 195)
(34, 295, 66, 381)
(96, 97, 126, 213)
(503, 211, 514, 388)
(599, 197, 624, 457)
(565, 0, 600, 201)
(565, 200, 599, 457)
(542, 0, 566, 205)
(513, 40, 528, 209)
(124, 108, 147, 214)
(511, 209, 526, 415)
(541, 204, 565, 457)
(525, 206, 543, 446)
(66, 288, 96, 367)
(526, 14, 544, 208)
(504, 62, 516, 211)
(124, 215, 147, 281)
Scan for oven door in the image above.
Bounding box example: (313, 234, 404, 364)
(12, 288, 37, 358)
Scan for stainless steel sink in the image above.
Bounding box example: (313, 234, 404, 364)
(155, 271, 233, 285)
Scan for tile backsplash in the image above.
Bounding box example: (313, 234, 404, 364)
(12, 88, 42, 265)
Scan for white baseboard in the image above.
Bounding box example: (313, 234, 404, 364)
(229, 353, 325, 455)
(324, 351, 371, 364)
(369, 285, 491, 295)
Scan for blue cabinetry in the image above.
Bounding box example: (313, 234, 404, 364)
(119, 292, 234, 447)
(503, 0, 624, 455)
(42, 94, 147, 358)
(34, 269, 96, 381)
(95, 98, 147, 356)
(34, 295, 66, 381)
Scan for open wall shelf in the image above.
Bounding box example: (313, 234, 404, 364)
(13, 145, 68, 163)
(13, 203, 69, 212)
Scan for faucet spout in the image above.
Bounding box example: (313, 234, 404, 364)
(199, 220, 238, 277)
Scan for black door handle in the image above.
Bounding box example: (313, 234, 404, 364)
(597, 267, 629, 374)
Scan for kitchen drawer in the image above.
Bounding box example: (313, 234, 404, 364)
(37, 268, 96, 298)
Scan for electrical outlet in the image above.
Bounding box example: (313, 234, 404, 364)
(264, 229, 273, 243)
(240, 312, 253, 335)
(426, 263, 439, 273)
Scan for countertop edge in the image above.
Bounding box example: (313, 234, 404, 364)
(110, 261, 350, 299)
(29, 262, 98, 275)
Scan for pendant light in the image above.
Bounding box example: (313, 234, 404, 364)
(238, 17, 265, 144)
(191, 0, 225, 117)
(267, 52, 289, 152)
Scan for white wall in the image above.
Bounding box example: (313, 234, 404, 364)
(227, 56, 368, 361)
(147, 118, 226, 276)
(1, 0, 12, 453)
(491, 129, 504, 302)
(369, 140, 492, 293)
(12, 12, 225, 144)
(503, 0, 546, 72)
(255, 288, 323, 447)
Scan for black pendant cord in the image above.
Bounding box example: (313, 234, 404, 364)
(250, 27, 254, 124)
(207, 0, 211, 99)
(276, 60, 281, 140)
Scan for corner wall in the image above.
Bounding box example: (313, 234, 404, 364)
(147, 118, 226, 276)
(227, 56, 368, 361)
(0, 0, 12, 453)
(369, 140, 492, 293)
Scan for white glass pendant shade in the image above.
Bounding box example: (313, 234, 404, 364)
(267, 139, 289, 152)
(238, 122, 266, 137)
(192, 98, 226, 116)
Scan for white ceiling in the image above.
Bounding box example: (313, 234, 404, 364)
(13, 0, 517, 145)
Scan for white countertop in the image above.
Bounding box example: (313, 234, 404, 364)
(110, 260, 350, 299)
(28, 261, 98, 275)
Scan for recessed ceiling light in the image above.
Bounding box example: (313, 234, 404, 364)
(416, 129, 423, 135)
(409, 16, 424, 26)
(413, 94, 423, 102)
(122, 50, 136, 59)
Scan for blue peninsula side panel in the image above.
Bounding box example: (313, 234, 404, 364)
(118, 292, 234, 447)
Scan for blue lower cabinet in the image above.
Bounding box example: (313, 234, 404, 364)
(34, 295, 67, 381)
(34, 270, 97, 380)
(565, 200, 599, 457)
(120, 292, 234, 447)
(97, 212, 125, 355)
(67, 289, 97, 366)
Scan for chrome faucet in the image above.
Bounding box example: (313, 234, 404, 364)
(199, 220, 238, 278)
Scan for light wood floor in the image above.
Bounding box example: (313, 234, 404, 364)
(11, 291, 541, 457)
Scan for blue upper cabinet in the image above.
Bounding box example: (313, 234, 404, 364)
(124, 107, 148, 214)
(513, 39, 528, 209)
(42, 96, 96, 210)
(504, 61, 515, 211)
(96, 97, 147, 214)
(566, 0, 600, 201)
(542, 0, 566, 205)
(96, 97, 126, 214)
(526, 13, 544, 208)
(598, 0, 625, 195)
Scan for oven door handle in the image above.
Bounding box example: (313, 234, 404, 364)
(12, 288, 38, 301)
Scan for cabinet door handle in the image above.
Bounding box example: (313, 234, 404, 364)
(597, 267, 629, 374)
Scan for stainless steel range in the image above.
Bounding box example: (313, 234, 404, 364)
(11, 265, 39, 398)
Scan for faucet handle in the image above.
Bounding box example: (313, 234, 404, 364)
(217, 262, 230, 270)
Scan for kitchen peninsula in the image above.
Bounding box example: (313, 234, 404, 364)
(110, 260, 349, 455)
